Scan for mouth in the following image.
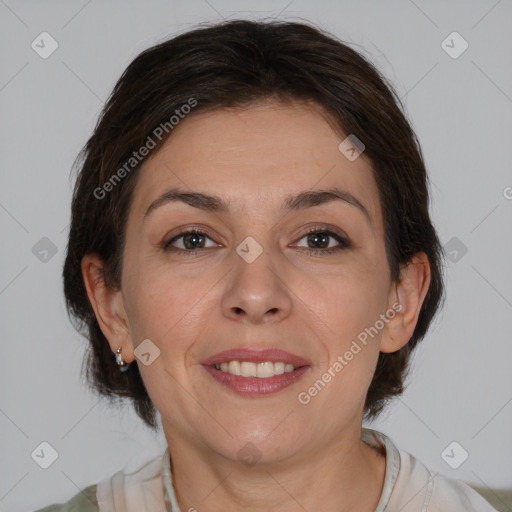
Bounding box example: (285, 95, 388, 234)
(211, 360, 299, 377)
(201, 348, 311, 397)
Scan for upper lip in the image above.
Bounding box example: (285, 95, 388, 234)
(202, 348, 311, 368)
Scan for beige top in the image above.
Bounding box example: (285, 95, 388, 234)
(35, 428, 498, 511)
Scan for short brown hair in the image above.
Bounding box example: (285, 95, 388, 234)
(63, 19, 445, 430)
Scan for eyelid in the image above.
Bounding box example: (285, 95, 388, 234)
(291, 221, 349, 241)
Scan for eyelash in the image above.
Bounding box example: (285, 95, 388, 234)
(162, 227, 350, 257)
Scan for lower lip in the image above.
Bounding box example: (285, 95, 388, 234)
(202, 365, 310, 397)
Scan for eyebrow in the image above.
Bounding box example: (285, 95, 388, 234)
(143, 187, 372, 225)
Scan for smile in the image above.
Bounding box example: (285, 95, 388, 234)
(203, 363, 310, 397)
(212, 361, 296, 378)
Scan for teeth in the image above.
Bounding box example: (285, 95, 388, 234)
(241, 361, 257, 377)
(273, 362, 285, 375)
(228, 361, 240, 375)
(257, 361, 275, 378)
(213, 361, 297, 378)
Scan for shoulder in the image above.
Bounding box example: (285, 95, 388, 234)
(33, 484, 98, 512)
(391, 447, 498, 511)
(429, 473, 499, 511)
(362, 429, 498, 512)
(32, 448, 170, 512)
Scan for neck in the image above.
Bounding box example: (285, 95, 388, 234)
(164, 427, 386, 512)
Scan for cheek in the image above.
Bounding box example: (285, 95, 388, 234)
(300, 276, 384, 402)
(305, 263, 388, 338)
(122, 261, 215, 351)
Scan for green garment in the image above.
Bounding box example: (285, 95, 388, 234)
(34, 484, 98, 512)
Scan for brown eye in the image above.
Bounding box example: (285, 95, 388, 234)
(306, 232, 330, 249)
(164, 230, 217, 252)
(181, 232, 206, 250)
(296, 228, 350, 256)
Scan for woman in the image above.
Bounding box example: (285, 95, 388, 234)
(36, 19, 497, 512)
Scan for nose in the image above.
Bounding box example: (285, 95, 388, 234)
(221, 246, 293, 325)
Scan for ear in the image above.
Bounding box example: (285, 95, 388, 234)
(380, 252, 431, 353)
(81, 253, 135, 363)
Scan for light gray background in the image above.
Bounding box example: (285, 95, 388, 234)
(1, 1, 511, 510)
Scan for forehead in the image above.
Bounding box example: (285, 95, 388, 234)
(130, 101, 382, 226)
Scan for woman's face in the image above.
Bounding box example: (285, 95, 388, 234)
(118, 101, 399, 463)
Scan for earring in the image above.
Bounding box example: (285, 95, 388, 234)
(115, 347, 131, 372)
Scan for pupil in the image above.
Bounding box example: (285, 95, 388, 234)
(184, 233, 204, 249)
(308, 233, 328, 249)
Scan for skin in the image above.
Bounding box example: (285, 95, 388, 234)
(82, 100, 430, 512)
